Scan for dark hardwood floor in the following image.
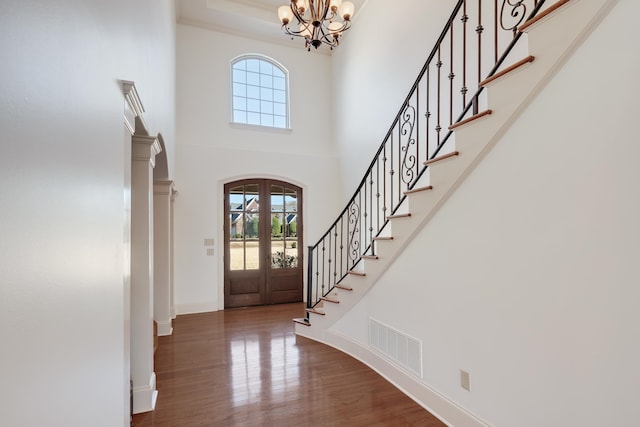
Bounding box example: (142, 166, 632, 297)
(133, 303, 445, 426)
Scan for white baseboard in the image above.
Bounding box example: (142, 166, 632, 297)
(174, 301, 219, 315)
(132, 372, 158, 414)
(156, 319, 173, 336)
(323, 330, 490, 427)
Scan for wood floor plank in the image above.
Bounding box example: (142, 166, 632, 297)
(133, 303, 445, 426)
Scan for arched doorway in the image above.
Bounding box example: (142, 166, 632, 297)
(224, 179, 303, 308)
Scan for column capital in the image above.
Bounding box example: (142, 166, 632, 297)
(153, 180, 175, 196)
(132, 134, 162, 167)
(122, 80, 146, 135)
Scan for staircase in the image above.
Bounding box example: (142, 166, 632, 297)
(295, 1, 616, 422)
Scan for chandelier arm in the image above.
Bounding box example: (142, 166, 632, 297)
(317, 26, 341, 47)
(282, 23, 312, 39)
(290, 3, 305, 25)
(318, 0, 331, 21)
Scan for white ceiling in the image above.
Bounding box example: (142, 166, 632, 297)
(176, 0, 368, 51)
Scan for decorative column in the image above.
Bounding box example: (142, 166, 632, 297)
(131, 133, 161, 414)
(170, 189, 177, 320)
(153, 180, 175, 336)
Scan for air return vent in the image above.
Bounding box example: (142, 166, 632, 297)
(369, 318, 422, 378)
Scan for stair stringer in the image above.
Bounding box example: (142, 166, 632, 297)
(297, 0, 617, 345)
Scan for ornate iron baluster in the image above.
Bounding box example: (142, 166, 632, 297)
(400, 104, 417, 187)
(501, 0, 527, 35)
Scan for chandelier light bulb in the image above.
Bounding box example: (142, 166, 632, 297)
(297, 0, 310, 14)
(338, 1, 354, 20)
(278, 5, 294, 24)
(329, 0, 342, 12)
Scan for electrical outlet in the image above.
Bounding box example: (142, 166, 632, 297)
(204, 238, 214, 246)
(206, 248, 214, 256)
(460, 370, 470, 391)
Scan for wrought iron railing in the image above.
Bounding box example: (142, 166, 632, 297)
(306, 0, 547, 315)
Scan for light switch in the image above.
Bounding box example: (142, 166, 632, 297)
(204, 238, 214, 246)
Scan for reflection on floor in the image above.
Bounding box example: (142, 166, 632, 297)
(133, 302, 444, 426)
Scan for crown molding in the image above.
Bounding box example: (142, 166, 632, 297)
(177, 18, 333, 56)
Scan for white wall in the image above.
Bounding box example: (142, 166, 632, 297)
(0, 1, 176, 425)
(174, 24, 342, 312)
(332, 1, 640, 425)
(330, 0, 458, 198)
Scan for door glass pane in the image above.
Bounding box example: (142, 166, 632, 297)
(284, 187, 297, 213)
(271, 184, 299, 269)
(229, 186, 244, 211)
(228, 184, 260, 271)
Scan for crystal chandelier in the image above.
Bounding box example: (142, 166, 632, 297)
(277, 0, 355, 51)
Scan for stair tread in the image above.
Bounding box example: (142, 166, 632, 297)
(424, 151, 460, 165)
(335, 284, 353, 291)
(362, 255, 379, 260)
(480, 55, 535, 87)
(293, 317, 311, 326)
(387, 213, 411, 220)
(449, 109, 493, 131)
(306, 308, 326, 315)
(373, 236, 394, 241)
(519, 0, 570, 32)
(347, 270, 366, 277)
(320, 296, 339, 304)
(404, 185, 433, 195)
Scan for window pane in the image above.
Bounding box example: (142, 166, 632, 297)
(260, 61, 273, 74)
(233, 83, 246, 97)
(274, 102, 286, 116)
(233, 60, 246, 71)
(270, 185, 284, 210)
(274, 115, 287, 128)
(247, 71, 260, 86)
(247, 85, 259, 99)
(233, 96, 246, 111)
(248, 112, 260, 125)
(260, 74, 273, 89)
(261, 114, 274, 127)
(273, 76, 285, 90)
(247, 59, 260, 72)
(233, 110, 247, 123)
(244, 184, 259, 209)
(261, 100, 273, 114)
(247, 98, 260, 113)
(285, 247, 298, 268)
(286, 215, 298, 236)
(260, 87, 273, 101)
(273, 67, 285, 79)
(229, 188, 244, 211)
(284, 191, 297, 212)
(245, 241, 260, 270)
(271, 212, 284, 237)
(229, 237, 244, 271)
(233, 69, 246, 84)
(274, 90, 286, 103)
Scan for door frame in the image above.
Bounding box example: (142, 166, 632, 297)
(222, 178, 304, 308)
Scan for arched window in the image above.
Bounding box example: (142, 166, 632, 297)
(231, 55, 289, 129)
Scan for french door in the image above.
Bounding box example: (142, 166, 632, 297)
(224, 179, 303, 308)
